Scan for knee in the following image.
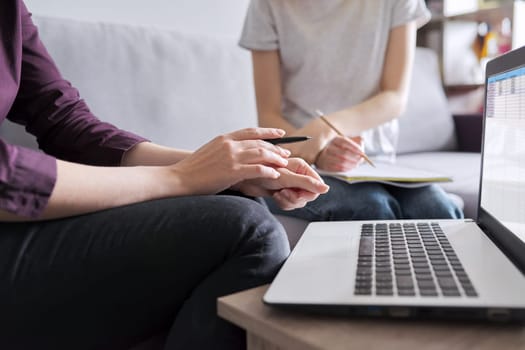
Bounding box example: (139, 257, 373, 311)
(306, 182, 401, 221)
(352, 200, 399, 220)
(401, 187, 464, 219)
(343, 193, 400, 220)
(415, 200, 464, 219)
(222, 196, 290, 273)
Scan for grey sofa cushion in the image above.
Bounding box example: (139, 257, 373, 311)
(29, 16, 257, 151)
(397, 48, 458, 154)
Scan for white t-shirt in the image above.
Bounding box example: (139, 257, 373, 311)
(239, 0, 430, 160)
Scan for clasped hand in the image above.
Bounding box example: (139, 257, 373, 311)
(170, 128, 329, 210)
(282, 118, 365, 173)
(315, 135, 365, 172)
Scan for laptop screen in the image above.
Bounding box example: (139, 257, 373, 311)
(481, 64, 525, 245)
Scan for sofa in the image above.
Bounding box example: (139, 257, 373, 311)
(0, 14, 483, 350)
(1, 14, 482, 218)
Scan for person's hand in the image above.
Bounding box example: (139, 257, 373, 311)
(234, 158, 329, 210)
(282, 118, 336, 164)
(168, 128, 292, 195)
(315, 136, 365, 172)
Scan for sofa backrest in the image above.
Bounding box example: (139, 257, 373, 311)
(396, 47, 458, 154)
(1, 16, 457, 154)
(1, 16, 257, 151)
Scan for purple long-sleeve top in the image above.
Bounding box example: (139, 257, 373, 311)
(0, 0, 147, 218)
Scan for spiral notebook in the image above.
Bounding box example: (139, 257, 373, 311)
(317, 162, 452, 188)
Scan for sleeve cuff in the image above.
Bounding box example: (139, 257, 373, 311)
(239, 39, 279, 52)
(392, 6, 431, 29)
(94, 128, 149, 166)
(0, 146, 57, 218)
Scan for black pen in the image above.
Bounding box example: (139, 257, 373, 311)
(263, 136, 312, 145)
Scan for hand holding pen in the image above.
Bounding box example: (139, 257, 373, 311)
(315, 110, 376, 168)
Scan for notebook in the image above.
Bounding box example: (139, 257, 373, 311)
(263, 46, 525, 322)
(318, 162, 452, 188)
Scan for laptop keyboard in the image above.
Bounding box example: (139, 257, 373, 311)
(355, 222, 478, 298)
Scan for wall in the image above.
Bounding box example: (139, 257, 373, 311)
(24, 0, 251, 38)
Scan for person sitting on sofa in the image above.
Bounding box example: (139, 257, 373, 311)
(240, 0, 463, 221)
(0, 1, 329, 349)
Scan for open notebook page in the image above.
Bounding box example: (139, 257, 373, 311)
(317, 162, 452, 188)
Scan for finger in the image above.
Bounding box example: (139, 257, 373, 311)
(277, 169, 329, 194)
(332, 136, 363, 151)
(288, 158, 325, 182)
(238, 164, 281, 180)
(332, 156, 361, 172)
(228, 127, 285, 141)
(339, 154, 362, 165)
(237, 148, 289, 168)
(275, 189, 319, 210)
(351, 135, 364, 146)
(331, 136, 364, 154)
(337, 162, 359, 173)
(316, 151, 347, 170)
(323, 161, 347, 173)
(240, 139, 292, 158)
(318, 153, 356, 172)
(286, 188, 320, 203)
(273, 190, 307, 211)
(324, 147, 361, 165)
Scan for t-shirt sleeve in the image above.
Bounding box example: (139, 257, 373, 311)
(391, 0, 431, 29)
(239, 0, 279, 51)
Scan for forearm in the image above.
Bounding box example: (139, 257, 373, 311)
(258, 112, 298, 135)
(121, 141, 192, 166)
(0, 159, 175, 222)
(252, 51, 300, 134)
(329, 90, 406, 136)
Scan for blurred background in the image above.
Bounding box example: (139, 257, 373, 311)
(421, 0, 525, 114)
(24, 0, 525, 115)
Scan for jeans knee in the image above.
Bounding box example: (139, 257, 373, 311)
(401, 195, 464, 219)
(341, 193, 400, 220)
(225, 197, 290, 272)
(352, 202, 398, 220)
(427, 201, 464, 219)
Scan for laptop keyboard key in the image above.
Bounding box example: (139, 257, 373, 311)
(355, 222, 478, 298)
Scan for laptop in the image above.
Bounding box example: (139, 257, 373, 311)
(264, 45, 525, 322)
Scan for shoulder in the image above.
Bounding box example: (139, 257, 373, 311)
(389, 0, 431, 29)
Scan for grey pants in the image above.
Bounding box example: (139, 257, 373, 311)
(0, 194, 290, 350)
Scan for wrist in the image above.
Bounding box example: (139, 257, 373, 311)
(150, 166, 187, 198)
(299, 119, 337, 164)
(316, 116, 338, 141)
(167, 165, 200, 197)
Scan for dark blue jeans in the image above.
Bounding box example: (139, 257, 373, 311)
(267, 176, 463, 221)
(0, 194, 290, 350)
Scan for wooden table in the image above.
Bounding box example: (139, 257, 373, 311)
(218, 285, 525, 350)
